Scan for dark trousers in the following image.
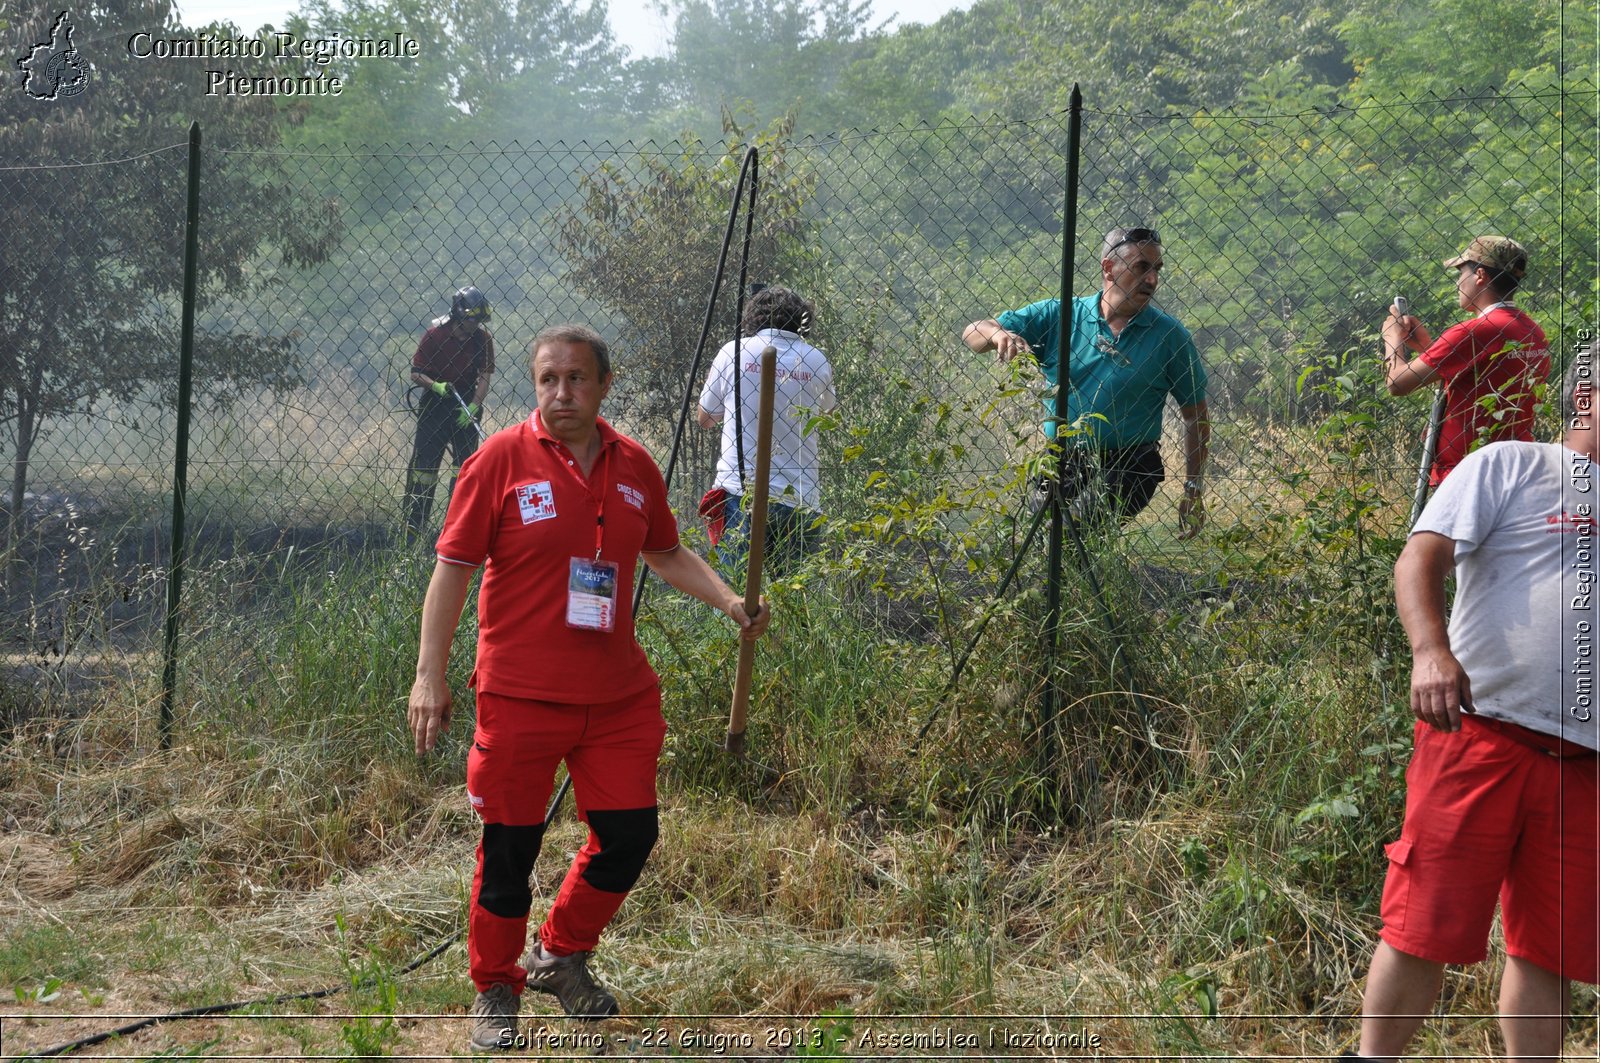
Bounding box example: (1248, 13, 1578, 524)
(405, 392, 479, 534)
(1058, 442, 1164, 525)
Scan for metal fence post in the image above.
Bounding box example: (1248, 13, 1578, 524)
(1040, 86, 1084, 794)
(159, 121, 201, 749)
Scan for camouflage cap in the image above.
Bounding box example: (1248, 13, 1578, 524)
(1444, 235, 1527, 279)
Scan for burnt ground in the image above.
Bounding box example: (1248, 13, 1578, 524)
(0, 489, 402, 735)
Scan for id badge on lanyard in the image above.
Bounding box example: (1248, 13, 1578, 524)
(567, 557, 619, 631)
(564, 447, 619, 632)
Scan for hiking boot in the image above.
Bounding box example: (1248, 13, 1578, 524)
(468, 982, 520, 1053)
(523, 942, 619, 1019)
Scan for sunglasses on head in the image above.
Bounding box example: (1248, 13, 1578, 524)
(1106, 227, 1161, 253)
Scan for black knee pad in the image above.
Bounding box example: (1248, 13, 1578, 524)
(477, 822, 546, 919)
(581, 807, 659, 894)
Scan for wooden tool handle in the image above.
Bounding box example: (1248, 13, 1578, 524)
(726, 346, 778, 753)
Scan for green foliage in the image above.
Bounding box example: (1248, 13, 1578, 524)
(447, 0, 628, 134)
(144, 1043, 225, 1059)
(0, 1, 343, 545)
(1153, 967, 1220, 1057)
(286, 0, 632, 147)
(180, 545, 436, 761)
(967, 0, 1351, 119)
(0, 921, 106, 999)
(645, 0, 882, 132)
(280, 0, 463, 148)
(1338, 0, 1575, 99)
(335, 912, 401, 1059)
(555, 112, 816, 478)
(12, 975, 62, 1004)
(791, 1008, 857, 1056)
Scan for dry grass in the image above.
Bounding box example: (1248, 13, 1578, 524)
(2, 517, 1597, 1059)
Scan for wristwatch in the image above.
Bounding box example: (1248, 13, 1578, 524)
(1183, 479, 1203, 494)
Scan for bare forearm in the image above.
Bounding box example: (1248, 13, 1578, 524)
(1183, 418, 1209, 482)
(643, 545, 769, 638)
(416, 561, 473, 679)
(1383, 315, 1437, 396)
(1386, 354, 1436, 396)
(1394, 537, 1453, 654)
(643, 546, 742, 616)
(963, 319, 1005, 352)
(966, 318, 1035, 363)
(1395, 532, 1470, 728)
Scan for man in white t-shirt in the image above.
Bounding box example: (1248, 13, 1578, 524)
(1341, 344, 1599, 1062)
(698, 285, 838, 573)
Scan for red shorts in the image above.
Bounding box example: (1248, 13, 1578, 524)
(1379, 716, 1600, 982)
(466, 685, 667, 824)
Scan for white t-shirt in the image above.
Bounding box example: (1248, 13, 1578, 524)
(699, 329, 837, 509)
(1415, 440, 1600, 748)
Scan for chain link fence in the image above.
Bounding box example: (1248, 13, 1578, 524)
(1, 84, 1594, 733)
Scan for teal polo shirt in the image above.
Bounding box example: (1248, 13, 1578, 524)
(997, 295, 1206, 447)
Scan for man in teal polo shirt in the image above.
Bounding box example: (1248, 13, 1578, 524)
(963, 226, 1210, 537)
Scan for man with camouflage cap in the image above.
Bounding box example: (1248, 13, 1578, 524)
(1383, 235, 1550, 486)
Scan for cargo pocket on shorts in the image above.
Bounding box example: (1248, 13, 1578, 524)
(1381, 836, 1414, 932)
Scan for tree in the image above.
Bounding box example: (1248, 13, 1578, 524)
(0, 0, 343, 547)
(445, 0, 632, 142)
(556, 114, 815, 479)
(641, 0, 882, 134)
(814, 4, 1013, 128)
(1336, 0, 1575, 100)
(280, 0, 463, 150)
(288, 0, 634, 146)
(965, 0, 1350, 118)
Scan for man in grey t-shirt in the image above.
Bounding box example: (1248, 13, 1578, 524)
(1341, 347, 1599, 1062)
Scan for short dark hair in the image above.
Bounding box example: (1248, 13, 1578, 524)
(531, 324, 611, 378)
(1478, 265, 1521, 298)
(741, 285, 814, 336)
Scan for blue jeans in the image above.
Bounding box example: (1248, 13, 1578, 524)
(717, 494, 822, 579)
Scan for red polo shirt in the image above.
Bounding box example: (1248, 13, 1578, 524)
(435, 412, 680, 703)
(1419, 304, 1549, 485)
(413, 322, 496, 392)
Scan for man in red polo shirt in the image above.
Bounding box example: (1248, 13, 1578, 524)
(1383, 235, 1550, 486)
(407, 324, 768, 1051)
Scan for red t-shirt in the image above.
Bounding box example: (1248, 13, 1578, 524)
(435, 412, 681, 703)
(1419, 305, 1549, 485)
(412, 323, 496, 392)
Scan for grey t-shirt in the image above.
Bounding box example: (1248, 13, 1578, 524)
(1415, 439, 1600, 749)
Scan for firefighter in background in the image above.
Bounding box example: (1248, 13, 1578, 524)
(405, 286, 496, 538)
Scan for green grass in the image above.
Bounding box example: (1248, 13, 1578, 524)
(3, 504, 1597, 1059)
(0, 924, 107, 993)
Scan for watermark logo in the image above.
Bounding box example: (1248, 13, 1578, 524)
(18, 11, 89, 100)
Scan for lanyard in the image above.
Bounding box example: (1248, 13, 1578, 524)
(554, 442, 609, 560)
(532, 412, 611, 560)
